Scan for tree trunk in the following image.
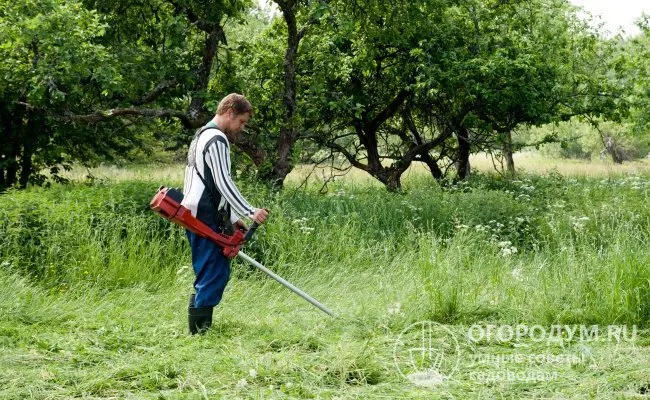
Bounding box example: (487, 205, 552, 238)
(6, 159, 18, 187)
(419, 152, 443, 182)
(602, 135, 625, 164)
(377, 167, 402, 192)
(19, 111, 40, 188)
(0, 107, 7, 189)
(19, 141, 33, 189)
(455, 127, 471, 181)
(386, 173, 401, 192)
(503, 130, 515, 175)
(5, 116, 21, 188)
(188, 26, 223, 122)
(262, 1, 303, 187)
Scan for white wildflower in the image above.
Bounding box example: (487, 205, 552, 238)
(553, 201, 566, 209)
(236, 378, 248, 388)
(571, 216, 590, 230)
(249, 369, 257, 378)
(388, 302, 401, 315)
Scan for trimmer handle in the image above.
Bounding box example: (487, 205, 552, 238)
(244, 222, 259, 242)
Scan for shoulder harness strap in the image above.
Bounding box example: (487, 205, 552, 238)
(188, 126, 232, 220)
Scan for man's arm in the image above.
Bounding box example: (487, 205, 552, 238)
(204, 136, 256, 219)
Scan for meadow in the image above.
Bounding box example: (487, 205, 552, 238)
(1, 156, 649, 399)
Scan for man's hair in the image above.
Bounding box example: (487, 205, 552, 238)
(217, 93, 253, 116)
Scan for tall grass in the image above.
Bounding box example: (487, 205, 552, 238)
(0, 181, 187, 289)
(1, 173, 648, 326)
(1, 170, 649, 398)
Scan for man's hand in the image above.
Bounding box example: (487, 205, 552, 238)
(252, 208, 269, 224)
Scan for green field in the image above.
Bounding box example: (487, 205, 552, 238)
(1, 164, 649, 399)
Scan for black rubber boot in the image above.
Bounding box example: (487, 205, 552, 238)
(188, 294, 213, 335)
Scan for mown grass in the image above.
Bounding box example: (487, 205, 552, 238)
(1, 168, 649, 399)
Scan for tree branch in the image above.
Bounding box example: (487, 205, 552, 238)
(166, 0, 219, 33)
(231, 133, 267, 166)
(365, 89, 410, 133)
(307, 134, 370, 172)
(63, 107, 201, 129)
(132, 79, 179, 106)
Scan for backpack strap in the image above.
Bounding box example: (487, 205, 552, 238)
(189, 126, 232, 225)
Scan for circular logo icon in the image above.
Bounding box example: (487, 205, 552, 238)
(393, 321, 461, 387)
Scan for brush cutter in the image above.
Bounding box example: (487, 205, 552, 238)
(150, 186, 334, 317)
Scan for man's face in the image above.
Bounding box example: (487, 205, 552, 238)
(225, 109, 250, 136)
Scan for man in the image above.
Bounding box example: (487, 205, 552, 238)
(181, 93, 269, 334)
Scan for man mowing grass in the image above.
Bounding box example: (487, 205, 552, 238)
(181, 93, 269, 334)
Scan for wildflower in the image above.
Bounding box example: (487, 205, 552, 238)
(236, 378, 248, 388)
(499, 242, 517, 257)
(249, 369, 257, 378)
(552, 201, 566, 209)
(571, 216, 590, 230)
(388, 302, 401, 315)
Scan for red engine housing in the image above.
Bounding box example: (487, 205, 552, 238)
(150, 186, 245, 258)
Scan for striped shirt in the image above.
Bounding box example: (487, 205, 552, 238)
(182, 124, 256, 226)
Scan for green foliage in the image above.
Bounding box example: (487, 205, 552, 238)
(624, 22, 650, 136)
(0, 0, 170, 188)
(0, 0, 119, 104)
(1, 172, 648, 327)
(252, 0, 634, 187)
(2, 0, 645, 191)
(0, 181, 186, 287)
(0, 0, 256, 189)
(1, 171, 649, 398)
(520, 118, 650, 161)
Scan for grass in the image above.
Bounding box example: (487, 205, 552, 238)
(1, 158, 649, 399)
(59, 151, 650, 187)
(468, 152, 650, 177)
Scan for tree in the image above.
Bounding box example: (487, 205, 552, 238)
(294, 0, 630, 190)
(225, 0, 325, 187)
(0, 0, 122, 188)
(0, 0, 252, 189)
(624, 19, 650, 152)
(294, 0, 452, 191)
(415, 0, 629, 176)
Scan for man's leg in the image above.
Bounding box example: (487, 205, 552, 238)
(186, 229, 231, 334)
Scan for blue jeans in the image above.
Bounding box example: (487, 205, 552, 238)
(186, 227, 231, 308)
